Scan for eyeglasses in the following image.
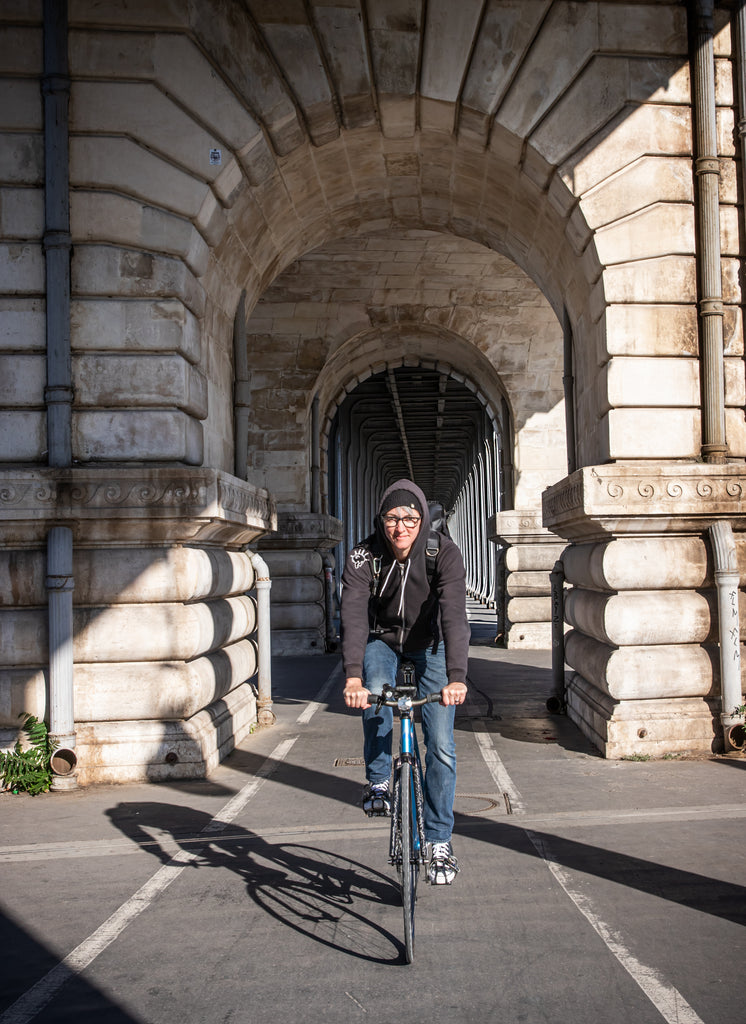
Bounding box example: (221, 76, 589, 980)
(382, 515, 421, 529)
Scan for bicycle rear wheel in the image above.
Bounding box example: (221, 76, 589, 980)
(399, 761, 418, 963)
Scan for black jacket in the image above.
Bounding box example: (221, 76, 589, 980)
(340, 479, 469, 683)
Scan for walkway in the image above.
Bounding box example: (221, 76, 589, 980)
(1, 618, 745, 1024)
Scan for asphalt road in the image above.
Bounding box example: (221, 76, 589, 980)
(2, 635, 746, 1024)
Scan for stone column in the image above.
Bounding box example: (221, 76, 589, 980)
(488, 510, 567, 649)
(0, 467, 276, 783)
(543, 463, 746, 757)
(258, 511, 343, 655)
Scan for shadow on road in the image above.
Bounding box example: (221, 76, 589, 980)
(0, 907, 147, 1023)
(156, 748, 746, 931)
(106, 801, 407, 966)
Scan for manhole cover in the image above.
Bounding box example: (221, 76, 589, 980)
(453, 793, 500, 815)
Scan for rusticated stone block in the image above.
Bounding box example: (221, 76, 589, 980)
(0, 411, 45, 461)
(71, 298, 201, 361)
(73, 409, 203, 464)
(73, 354, 207, 418)
(566, 673, 720, 758)
(564, 587, 717, 646)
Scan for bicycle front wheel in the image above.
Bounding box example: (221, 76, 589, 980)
(399, 760, 417, 963)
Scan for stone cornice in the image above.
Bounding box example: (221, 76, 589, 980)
(487, 509, 566, 546)
(258, 511, 344, 550)
(543, 463, 746, 541)
(0, 468, 276, 545)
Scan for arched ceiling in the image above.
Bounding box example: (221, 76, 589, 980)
(246, 228, 566, 509)
(332, 364, 494, 511)
(222, 0, 689, 156)
(249, 229, 562, 433)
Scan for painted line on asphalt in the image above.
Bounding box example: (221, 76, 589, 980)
(295, 661, 343, 724)
(0, 822, 391, 863)
(469, 719, 526, 813)
(6, 802, 746, 864)
(470, 720, 704, 1024)
(202, 735, 298, 833)
(0, 662, 341, 1024)
(526, 829, 705, 1024)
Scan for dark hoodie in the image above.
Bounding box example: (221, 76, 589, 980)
(340, 479, 469, 683)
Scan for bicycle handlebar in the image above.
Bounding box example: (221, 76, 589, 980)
(375, 689, 443, 709)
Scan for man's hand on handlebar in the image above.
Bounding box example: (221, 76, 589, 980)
(344, 678, 372, 709)
(440, 681, 467, 707)
(344, 677, 467, 709)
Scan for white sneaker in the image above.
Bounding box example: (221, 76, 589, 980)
(428, 840, 459, 884)
(362, 780, 390, 816)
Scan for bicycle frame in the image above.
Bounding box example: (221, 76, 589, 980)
(387, 691, 426, 868)
(377, 661, 440, 962)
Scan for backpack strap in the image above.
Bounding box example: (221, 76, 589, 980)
(425, 530, 440, 585)
(365, 539, 383, 597)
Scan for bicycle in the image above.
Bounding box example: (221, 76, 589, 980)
(374, 660, 441, 964)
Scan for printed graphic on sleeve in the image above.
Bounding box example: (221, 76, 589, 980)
(350, 546, 369, 570)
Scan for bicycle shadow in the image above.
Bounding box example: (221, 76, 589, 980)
(106, 801, 409, 965)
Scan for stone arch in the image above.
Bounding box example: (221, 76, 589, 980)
(314, 323, 511, 446)
(223, 128, 603, 472)
(55, 1, 739, 481)
(244, 229, 567, 511)
(316, 335, 510, 614)
(314, 324, 513, 515)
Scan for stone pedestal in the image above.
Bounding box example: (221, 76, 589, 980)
(488, 510, 567, 649)
(543, 463, 746, 758)
(258, 512, 343, 655)
(0, 467, 276, 783)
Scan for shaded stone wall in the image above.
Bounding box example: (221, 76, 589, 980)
(246, 233, 566, 510)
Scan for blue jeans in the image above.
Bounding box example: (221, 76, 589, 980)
(361, 638, 456, 844)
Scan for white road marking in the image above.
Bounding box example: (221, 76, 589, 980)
(526, 829, 706, 1024)
(295, 661, 342, 724)
(469, 720, 526, 813)
(4, 803, 746, 864)
(203, 736, 297, 833)
(470, 720, 705, 1024)
(0, 663, 341, 1024)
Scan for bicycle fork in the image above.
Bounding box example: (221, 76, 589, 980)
(389, 718, 427, 865)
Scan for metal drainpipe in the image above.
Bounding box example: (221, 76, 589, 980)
(708, 522, 745, 750)
(547, 560, 567, 714)
(47, 527, 78, 788)
(735, 2, 746, 220)
(248, 551, 275, 727)
(692, 0, 729, 464)
(43, 0, 77, 788)
(562, 308, 577, 475)
(233, 292, 249, 480)
(311, 396, 321, 514)
(322, 552, 338, 651)
(43, 0, 73, 467)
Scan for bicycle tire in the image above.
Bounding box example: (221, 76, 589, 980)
(411, 756, 425, 902)
(400, 760, 417, 963)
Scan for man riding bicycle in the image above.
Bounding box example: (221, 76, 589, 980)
(340, 479, 469, 884)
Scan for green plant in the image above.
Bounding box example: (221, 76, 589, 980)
(622, 753, 651, 762)
(0, 713, 58, 795)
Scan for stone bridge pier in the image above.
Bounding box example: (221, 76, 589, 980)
(1, 0, 745, 780)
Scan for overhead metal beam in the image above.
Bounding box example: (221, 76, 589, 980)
(386, 366, 416, 481)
